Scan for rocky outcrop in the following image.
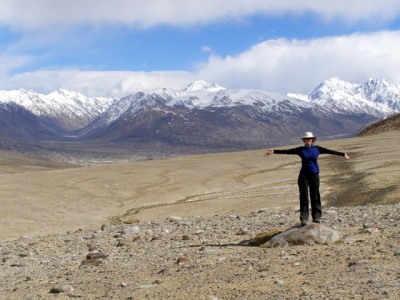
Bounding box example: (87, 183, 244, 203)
(262, 223, 341, 247)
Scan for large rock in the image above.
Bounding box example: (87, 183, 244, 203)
(261, 223, 341, 247)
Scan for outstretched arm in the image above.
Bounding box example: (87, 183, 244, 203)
(317, 146, 350, 159)
(265, 147, 302, 156)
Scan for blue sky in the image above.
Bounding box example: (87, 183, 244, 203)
(1, 0, 400, 97)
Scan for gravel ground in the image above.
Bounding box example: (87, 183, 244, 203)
(1, 203, 399, 300)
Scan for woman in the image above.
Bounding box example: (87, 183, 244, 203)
(265, 132, 350, 226)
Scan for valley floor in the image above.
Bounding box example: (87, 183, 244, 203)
(0, 131, 399, 299)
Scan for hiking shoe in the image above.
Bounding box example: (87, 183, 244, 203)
(313, 219, 321, 224)
(301, 219, 308, 227)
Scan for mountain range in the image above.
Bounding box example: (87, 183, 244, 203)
(0, 77, 399, 157)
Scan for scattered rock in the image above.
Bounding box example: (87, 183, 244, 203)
(86, 252, 107, 260)
(122, 216, 140, 224)
(275, 279, 285, 286)
(16, 236, 30, 247)
(80, 258, 104, 266)
(100, 224, 110, 231)
(168, 216, 182, 222)
(116, 238, 131, 247)
(50, 284, 74, 293)
(176, 256, 191, 265)
(120, 225, 140, 235)
(81, 252, 108, 266)
(1, 204, 399, 299)
(182, 234, 191, 240)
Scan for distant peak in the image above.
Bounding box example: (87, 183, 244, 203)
(313, 77, 356, 92)
(52, 88, 80, 96)
(183, 80, 225, 92)
(320, 77, 351, 87)
(365, 78, 390, 87)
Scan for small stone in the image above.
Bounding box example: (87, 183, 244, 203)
(18, 252, 30, 257)
(117, 239, 131, 247)
(81, 258, 104, 266)
(275, 279, 284, 286)
(17, 235, 30, 247)
(101, 224, 109, 231)
(50, 284, 74, 293)
(343, 237, 353, 244)
(178, 221, 192, 227)
(86, 252, 107, 260)
(348, 259, 369, 267)
(87, 244, 99, 252)
(168, 216, 182, 222)
(176, 256, 190, 265)
(139, 283, 158, 289)
(120, 225, 140, 235)
(182, 235, 191, 240)
(236, 228, 250, 235)
(123, 216, 140, 224)
(157, 268, 170, 275)
(364, 227, 379, 234)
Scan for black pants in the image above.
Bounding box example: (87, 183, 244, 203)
(298, 172, 321, 221)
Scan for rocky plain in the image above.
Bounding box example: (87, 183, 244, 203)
(0, 131, 399, 299)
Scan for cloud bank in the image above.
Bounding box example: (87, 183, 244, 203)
(1, 1, 400, 97)
(1, 0, 400, 28)
(196, 31, 400, 94)
(3, 30, 400, 97)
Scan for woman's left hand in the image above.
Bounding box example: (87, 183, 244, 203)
(265, 149, 274, 156)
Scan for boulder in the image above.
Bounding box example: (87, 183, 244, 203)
(260, 223, 341, 247)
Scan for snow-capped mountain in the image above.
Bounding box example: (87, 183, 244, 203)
(0, 78, 399, 154)
(0, 89, 115, 130)
(93, 83, 315, 127)
(183, 80, 225, 93)
(76, 79, 386, 149)
(288, 77, 400, 117)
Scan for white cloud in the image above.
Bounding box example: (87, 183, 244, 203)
(5, 70, 197, 97)
(1, 1, 400, 97)
(201, 46, 213, 54)
(1, 0, 400, 29)
(195, 30, 400, 93)
(5, 30, 400, 97)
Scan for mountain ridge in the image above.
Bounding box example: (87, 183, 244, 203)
(1, 78, 399, 123)
(1, 78, 399, 158)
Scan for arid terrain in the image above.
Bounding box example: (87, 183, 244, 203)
(0, 130, 399, 299)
